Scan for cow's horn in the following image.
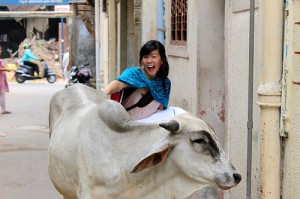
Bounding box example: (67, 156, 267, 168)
(159, 120, 179, 133)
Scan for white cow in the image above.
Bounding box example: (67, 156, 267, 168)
(48, 84, 241, 199)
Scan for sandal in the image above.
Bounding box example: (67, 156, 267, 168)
(2, 111, 11, 114)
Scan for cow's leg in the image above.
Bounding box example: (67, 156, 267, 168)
(77, 184, 93, 199)
(64, 197, 76, 199)
(61, 191, 78, 199)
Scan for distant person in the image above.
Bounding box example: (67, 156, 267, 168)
(62, 47, 70, 85)
(0, 45, 13, 114)
(22, 44, 43, 77)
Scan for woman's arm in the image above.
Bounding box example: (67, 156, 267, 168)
(104, 80, 127, 95)
(0, 67, 11, 72)
(26, 50, 39, 60)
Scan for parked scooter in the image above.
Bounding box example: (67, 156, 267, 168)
(15, 59, 57, 84)
(66, 64, 92, 87)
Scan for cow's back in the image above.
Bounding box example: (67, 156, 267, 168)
(49, 84, 106, 137)
(48, 84, 108, 198)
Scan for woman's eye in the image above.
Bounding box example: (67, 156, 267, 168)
(193, 139, 207, 145)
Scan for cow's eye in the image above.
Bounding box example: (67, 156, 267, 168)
(193, 138, 207, 145)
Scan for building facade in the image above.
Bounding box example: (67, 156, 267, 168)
(64, 0, 300, 198)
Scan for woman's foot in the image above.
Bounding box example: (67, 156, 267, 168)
(2, 111, 11, 114)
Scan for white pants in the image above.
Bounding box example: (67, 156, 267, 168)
(0, 92, 6, 112)
(137, 107, 187, 123)
(64, 70, 69, 84)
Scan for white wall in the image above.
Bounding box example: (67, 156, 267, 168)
(282, 0, 300, 197)
(197, 0, 225, 147)
(225, 0, 261, 198)
(165, 0, 235, 198)
(141, 0, 157, 44)
(99, 1, 109, 87)
(165, 0, 198, 114)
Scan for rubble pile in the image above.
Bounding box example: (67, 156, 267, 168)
(3, 36, 63, 81)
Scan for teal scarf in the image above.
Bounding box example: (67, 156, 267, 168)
(115, 67, 171, 108)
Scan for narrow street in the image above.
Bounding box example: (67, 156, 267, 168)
(0, 82, 64, 199)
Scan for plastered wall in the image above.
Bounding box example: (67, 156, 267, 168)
(282, 0, 300, 197)
(225, 1, 261, 198)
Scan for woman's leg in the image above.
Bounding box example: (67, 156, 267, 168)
(30, 59, 43, 76)
(0, 92, 11, 114)
(64, 70, 69, 84)
(24, 61, 39, 76)
(0, 92, 6, 112)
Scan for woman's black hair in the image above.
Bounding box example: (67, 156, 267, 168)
(139, 40, 169, 79)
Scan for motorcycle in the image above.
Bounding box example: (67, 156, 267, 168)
(15, 59, 57, 84)
(66, 64, 92, 87)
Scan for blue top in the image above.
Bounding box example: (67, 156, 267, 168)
(115, 67, 171, 109)
(22, 49, 39, 61)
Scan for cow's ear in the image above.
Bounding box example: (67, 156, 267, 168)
(159, 120, 179, 133)
(131, 138, 171, 173)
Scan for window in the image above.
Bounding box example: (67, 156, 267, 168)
(170, 0, 187, 46)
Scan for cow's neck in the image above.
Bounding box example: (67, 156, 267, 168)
(127, 157, 205, 199)
(104, 125, 206, 198)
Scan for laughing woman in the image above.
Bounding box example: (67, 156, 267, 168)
(103, 40, 171, 120)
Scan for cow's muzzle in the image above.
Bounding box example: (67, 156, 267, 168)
(215, 172, 242, 190)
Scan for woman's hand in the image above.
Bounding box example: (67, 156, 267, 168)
(104, 80, 127, 95)
(6, 67, 16, 72)
(158, 104, 164, 110)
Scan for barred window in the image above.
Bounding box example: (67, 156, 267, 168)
(171, 0, 187, 46)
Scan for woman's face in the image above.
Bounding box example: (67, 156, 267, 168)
(141, 49, 163, 79)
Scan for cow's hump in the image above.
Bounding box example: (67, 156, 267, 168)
(98, 99, 135, 132)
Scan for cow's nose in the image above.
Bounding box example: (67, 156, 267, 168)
(233, 173, 242, 184)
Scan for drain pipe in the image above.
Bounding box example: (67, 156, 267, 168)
(157, 0, 164, 45)
(257, 0, 284, 198)
(60, 17, 65, 67)
(95, 0, 100, 89)
(246, 0, 255, 198)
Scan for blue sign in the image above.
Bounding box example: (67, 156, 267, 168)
(0, 0, 70, 5)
